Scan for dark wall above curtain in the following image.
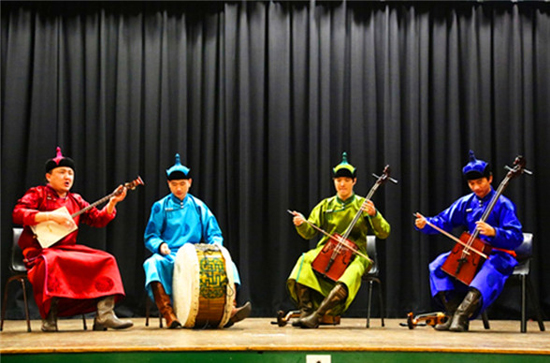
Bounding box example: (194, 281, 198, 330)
(2, 1, 549, 319)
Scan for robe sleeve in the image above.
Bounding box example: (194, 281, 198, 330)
(198, 202, 224, 246)
(366, 211, 391, 240)
(295, 201, 324, 240)
(144, 201, 166, 254)
(12, 187, 43, 226)
(75, 193, 116, 228)
(483, 198, 523, 250)
(416, 197, 467, 235)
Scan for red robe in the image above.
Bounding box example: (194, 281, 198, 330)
(12, 185, 126, 318)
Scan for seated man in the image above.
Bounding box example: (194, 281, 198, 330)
(415, 151, 523, 332)
(12, 147, 133, 332)
(143, 153, 251, 328)
(287, 153, 391, 328)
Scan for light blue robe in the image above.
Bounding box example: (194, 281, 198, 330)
(143, 193, 240, 301)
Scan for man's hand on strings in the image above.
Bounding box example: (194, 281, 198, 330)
(106, 185, 127, 214)
(110, 185, 128, 204)
(42, 210, 76, 229)
(476, 221, 496, 237)
(361, 200, 377, 217)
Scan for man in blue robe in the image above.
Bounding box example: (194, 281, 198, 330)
(143, 154, 251, 328)
(415, 151, 523, 332)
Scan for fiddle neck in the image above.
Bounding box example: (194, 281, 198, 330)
(469, 174, 512, 241)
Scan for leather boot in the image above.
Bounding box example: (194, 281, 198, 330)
(292, 283, 314, 327)
(93, 296, 134, 331)
(434, 292, 461, 331)
(231, 301, 252, 323)
(449, 288, 482, 332)
(151, 282, 181, 329)
(41, 297, 58, 332)
(298, 284, 348, 329)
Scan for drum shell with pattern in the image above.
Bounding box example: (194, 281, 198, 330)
(173, 243, 235, 328)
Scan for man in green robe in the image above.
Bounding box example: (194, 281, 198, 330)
(287, 153, 391, 328)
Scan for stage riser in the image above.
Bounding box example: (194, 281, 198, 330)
(2, 352, 550, 363)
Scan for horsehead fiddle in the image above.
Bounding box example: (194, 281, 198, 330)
(290, 165, 397, 282)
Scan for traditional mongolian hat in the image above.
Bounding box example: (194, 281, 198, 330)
(462, 150, 491, 180)
(45, 147, 75, 173)
(166, 153, 191, 180)
(333, 152, 357, 178)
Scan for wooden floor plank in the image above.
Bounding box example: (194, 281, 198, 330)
(1, 318, 548, 355)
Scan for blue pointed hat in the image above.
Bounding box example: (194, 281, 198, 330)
(333, 152, 357, 178)
(166, 153, 191, 180)
(462, 150, 491, 180)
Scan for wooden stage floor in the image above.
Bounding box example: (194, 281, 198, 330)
(1, 317, 549, 356)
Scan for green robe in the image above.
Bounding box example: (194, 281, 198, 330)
(287, 193, 390, 315)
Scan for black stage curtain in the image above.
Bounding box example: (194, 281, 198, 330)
(2, 1, 549, 320)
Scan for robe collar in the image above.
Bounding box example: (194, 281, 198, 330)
(336, 193, 356, 206)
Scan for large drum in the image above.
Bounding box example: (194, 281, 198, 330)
(173, 243, 235, 328)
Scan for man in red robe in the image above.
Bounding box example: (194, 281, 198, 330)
(12, 147, 133, 332)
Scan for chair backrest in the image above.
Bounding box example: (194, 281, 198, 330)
(510, 233, 533, 276)
(515, 233, 533, 261)
(366, 235, 378, 276)
(11, 228, 27, 274)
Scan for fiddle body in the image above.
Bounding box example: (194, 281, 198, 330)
(311, 234, 357, 281)
(441, 231, 493, 285)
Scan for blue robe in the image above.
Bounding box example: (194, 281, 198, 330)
(143, 193, 240, 301)
(418, 188, 522, 315)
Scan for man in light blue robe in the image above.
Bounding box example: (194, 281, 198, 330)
(143, 154, 251, 328)
(415, 151, 523, 332)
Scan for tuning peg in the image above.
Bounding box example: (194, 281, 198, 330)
(372, 173, 398, 184)
(504, 165, 533, 175)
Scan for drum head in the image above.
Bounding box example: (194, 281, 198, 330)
(173, 243, 199, 327)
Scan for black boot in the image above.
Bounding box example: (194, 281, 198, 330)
(298, 284, 348, 329)
(449, 288, 482, 332)
(434, 292, 461, 331)
(41, 297, 58, 332)
(292, 283, 314, 327)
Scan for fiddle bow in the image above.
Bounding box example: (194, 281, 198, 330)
(294, 165, 397, 282)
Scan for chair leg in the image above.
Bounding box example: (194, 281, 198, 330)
(521, 274, 527, 333)
(82, 315, 87, 330)
(1, 278, 12, 331)
(2, 276, 32, 332)
(525, 276, 546, 332)
(19, 278, 31, 332)
(481, 310, 490, 330)
(366, 281, 373, 328)
(145, 295, 163, 328)
(145, 296, 150, 327)
(365, 278, 385, 328)
(377, 279, 385, 327)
